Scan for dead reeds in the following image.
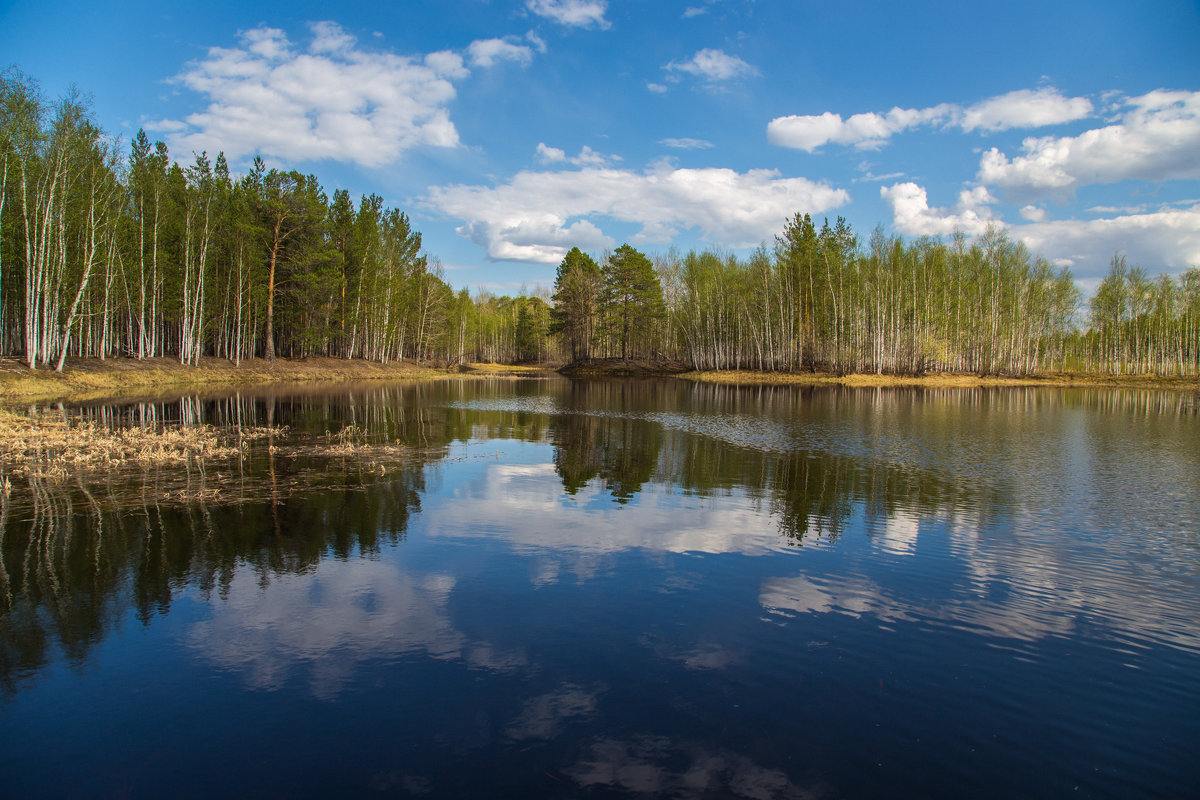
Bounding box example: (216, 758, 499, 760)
(0, 408, 276, 481)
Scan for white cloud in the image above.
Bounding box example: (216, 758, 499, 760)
(768, 87, 1091, 152)
(853, 165, 907, 184)
(879, 183, 997, 238)
(424, 50, 469, 79)
(536, 143, 620, 166)
(660, 137, 714, 150)
(646, 82, 668, 94)
(424, 164, 849, 263)
(666, 48, 758, 84)
(525, 30, 548, 53)
(978, 89, 1200, 192)
(768, 106, 951, 152)
(880, 182, 1000, 238)
(242, 26, 290, 59)
(882, 183, 1200, 281)
(526, 0, 610, 29)
(308, 20, 355, 54)
(535, 142, 567, 163)
(571, 145, 618, 166)
(156, 23, 465, 168)
(1015, 205, 1200, 280)
(468, 37, 535, 68)
(960, 87, 1093, 132)
(682, 6, 708, 18)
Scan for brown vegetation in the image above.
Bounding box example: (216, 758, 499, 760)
(0, 356, 560, 404)
(680, 369, 1200, 390)
(558, 358, 691, 378)
(0, 407, 275, 483)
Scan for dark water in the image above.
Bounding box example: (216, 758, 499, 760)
(2, 378, 1198, 799)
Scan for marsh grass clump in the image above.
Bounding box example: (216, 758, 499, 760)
(307, 423, 410, 468)
(0, 408, 277, 481)
(0, 409, 433, 509)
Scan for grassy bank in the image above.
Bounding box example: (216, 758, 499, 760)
(0, 356, 554, 404)
(557, 358, 1199, 389)
(679, 368, 1200, 390)
(1, 356, 1195, 405)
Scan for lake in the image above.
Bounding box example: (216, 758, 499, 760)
(1, 377, 1198, 798)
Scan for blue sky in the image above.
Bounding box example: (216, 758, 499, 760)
(3, 0, 1198, 294)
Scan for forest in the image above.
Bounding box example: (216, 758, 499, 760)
(2, 69, 1198, 377)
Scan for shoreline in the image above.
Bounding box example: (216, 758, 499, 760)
(0, 356, 554, 404)
(0, 356, 1196, 405)
(678, 368, 1200, 391)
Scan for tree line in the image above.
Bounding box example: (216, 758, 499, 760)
(0, 69, 563, 370)
(3, 68, 1198, 376)
(553, 215, 1200, 377)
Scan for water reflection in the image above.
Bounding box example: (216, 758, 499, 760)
(3, 379, 1199, 697)
(565, 735, 814, 799)
(189, 559, 525, 700)
(0, 462, 427, 694)
(1, 378, 1199, 799)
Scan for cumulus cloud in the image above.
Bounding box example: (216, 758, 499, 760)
(1015, 205, 1200, 280)
(1020, 205, 1048, 222)
(882, 182, 1200, 281)
(309, 20, 356, 54)
(526, 0, 610, 29)
(423, 164, 849, 263)
(768, 106, 951, 152)
(153, 22, 466, 167)
(467, 37, 535, 68)
(880, 182, 1000, 237)
(666, 48, 758, 84)
(977, 89, 1200, 192)
(646, 82, 668, 93)
(536, 143, 620, 166)
(960, 88, 1093, 132)
(768, 87, 1092, 152)
(535, 143, 567, 163)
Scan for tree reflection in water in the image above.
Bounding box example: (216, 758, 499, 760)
(3, 378, 1196, 699)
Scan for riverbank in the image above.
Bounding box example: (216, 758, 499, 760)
(679, 368, 1200, 390)
(0, 356, 1196, 405)
(560, 357, 1199, 389)
(0, 357, 554, 404)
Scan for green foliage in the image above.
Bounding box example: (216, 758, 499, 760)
(602, 244, 665, 360)
(1, 67, 1197, 376)
(550, 247, 603, 360)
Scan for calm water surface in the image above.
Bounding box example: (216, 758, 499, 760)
(1, 378, 1198, 798)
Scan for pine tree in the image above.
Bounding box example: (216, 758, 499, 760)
(602, 244, 665, 360)
(550, 247, 602, 361)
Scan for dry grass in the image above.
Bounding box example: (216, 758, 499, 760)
(680, 369, 1200, 390)
(0, 408, 440, 504)
(2, 355, 1193, 405)
(0, 356, 462, 404)
(0, 408, 276, 482)
(306, 423, 411, 465)
(461, 362, 558, 376)
(0, 356, 554, 405)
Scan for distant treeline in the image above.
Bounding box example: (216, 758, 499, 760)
(0, 69, 552, 369)
(2, 69, 1198, 375)
(654, 220, 1200, 376)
